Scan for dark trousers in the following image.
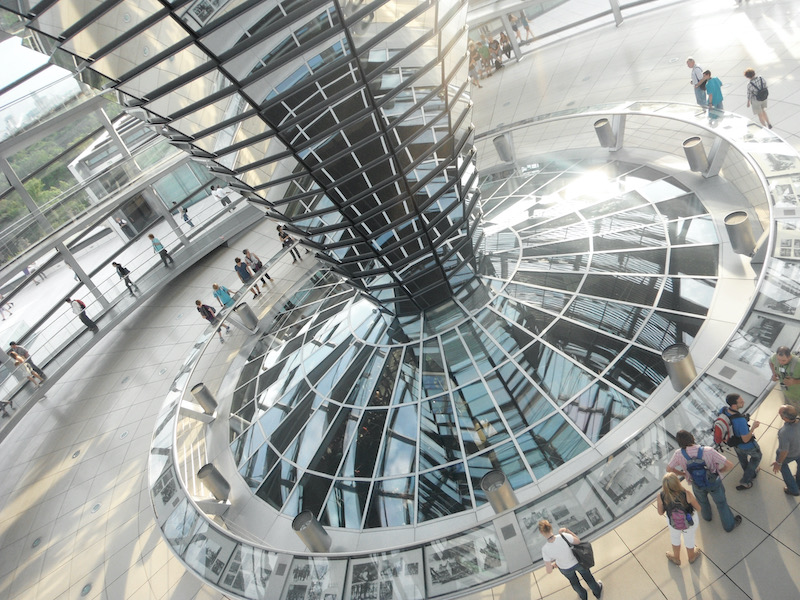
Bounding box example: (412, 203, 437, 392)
(123, 276, 138, 294)
(735, 442, 762, 485)
(27, 359, 45, 379)
(559, 563, 601, 600)
(692, 478, 735, 531)
(159, 249, 174, 266)
(79, 312, 98, 332)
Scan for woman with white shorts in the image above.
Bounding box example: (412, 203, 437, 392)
(657, 472, 702, 565)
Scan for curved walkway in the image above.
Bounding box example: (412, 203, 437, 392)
(0, 202, 263, 442)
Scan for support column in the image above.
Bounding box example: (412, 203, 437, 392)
(142, 188, 190, 247)
(97, 107, 131, 159)
(705, 137, 730, 178)
(56, 242, 110, 309)
(0, 158, 51, 232)
(609, 0, 624, 27)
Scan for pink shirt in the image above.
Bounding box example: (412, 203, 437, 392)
(667, 445, 727, 484)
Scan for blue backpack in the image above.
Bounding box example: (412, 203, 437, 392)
(682, 447, 717, 489)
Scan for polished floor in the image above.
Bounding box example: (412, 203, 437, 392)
(2, 0, 800, 599)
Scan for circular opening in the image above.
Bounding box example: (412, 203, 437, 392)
(197, 464, 215, 479)
(292, 510, 314, 532)
(725, 211, 748, 226)
(662, 343, 690, 362)
(480, 470, 507, 492)
(683, 136, 702, 149)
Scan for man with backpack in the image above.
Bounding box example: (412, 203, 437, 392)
(195, 300, 230, 342)
(65, 297, 98, 333)
(716, 394, 761, 490)
(686, 57, 707, 109)
(744, 68, 773, 129)
(667, 430, 742, 531)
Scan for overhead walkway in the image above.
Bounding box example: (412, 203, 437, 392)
(0, 200, 266, 441)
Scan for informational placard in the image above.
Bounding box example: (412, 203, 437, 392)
(162, 497, 201, 556)
(281, 557, 347, 600)
(517, 479, 612, 561)
(183, 526, 239, 583)
(345, 549, 424, 600)
(151, 462, 181, 523)
(218, 544, 278, 598)
(424, 526, 507, 596)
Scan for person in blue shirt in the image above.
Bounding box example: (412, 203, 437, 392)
(723, 394, 761, 490)
(703, 70, 723, 119)
(148, 233, 174, 267)
(212, 283, 235, 308)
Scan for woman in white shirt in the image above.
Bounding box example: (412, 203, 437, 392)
(539, 519, 603, 600)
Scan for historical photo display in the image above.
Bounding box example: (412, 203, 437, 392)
(282, 557, 347, 600)
(346, 549, 424, 600)
(219, 545, 278, 597)
(517, 478, 612, 560)
(182, 527, 238, 583)
(424, 525, 507, 596)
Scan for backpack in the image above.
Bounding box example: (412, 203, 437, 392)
(713, 408, 748, 448)
(661, 491, 694, 530)
(753, 77, 768, 101)
(681, 447, 717, 489)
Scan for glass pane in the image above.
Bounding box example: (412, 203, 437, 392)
(519, 414, 590, 480)
(417, 466, 471, 522)
(365, 477, 414, 528)
(419, 395, 462, 471)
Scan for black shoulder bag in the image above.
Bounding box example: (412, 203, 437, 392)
(561, 533, 595, 569)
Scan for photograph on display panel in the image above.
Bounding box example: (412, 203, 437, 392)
(754, 152, 800, 178)
(161, 497, 201, 556)
(772, 182, 798, 207)
(282, 557, 347, 600)
(151, 462, 180, 523)
(773, 221, 800, 259)
(183, 527, 238, 583)
(517, 479, 612, 561)
(218, 544, 276, 597)
(743, 313, 787, 347)
(755, 262, 800, 318)
(424, 525, 507, 597)
(346, 549, 424, 600)
(721, 329, 775, 370)
(581, 423, 674, 517)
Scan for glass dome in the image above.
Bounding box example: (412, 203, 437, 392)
(228, 157, 719, 529)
